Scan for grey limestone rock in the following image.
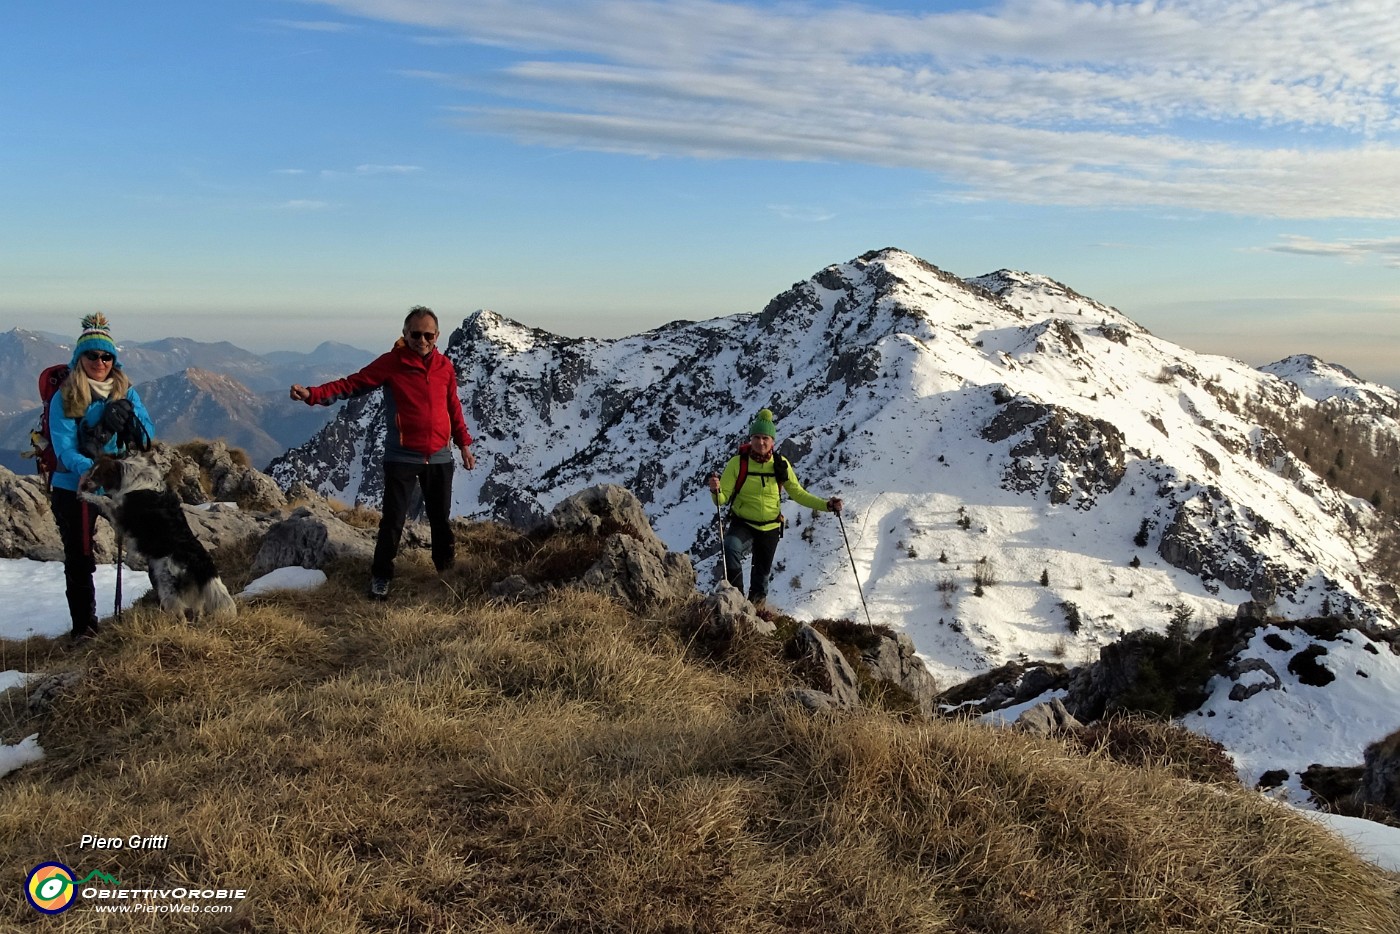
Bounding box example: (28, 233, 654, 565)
(792, 623, 861, 710)
(249, 506, 375, 576)
(1014, 698, 1083, 736)
(701, 583, 776, 637)
(1358, 729, 1400, 818)
(859, 630, 939, 717)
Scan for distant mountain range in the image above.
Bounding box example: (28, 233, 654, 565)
(268, 247, 1400, 688)
(0, 330, 375, 471)
(9, 248, 1400, 689)
(9, 252, 1400, 809)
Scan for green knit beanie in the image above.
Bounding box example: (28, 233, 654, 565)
(749, 408, 777, 438)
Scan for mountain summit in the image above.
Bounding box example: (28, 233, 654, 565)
(270, 248, 1400, 682)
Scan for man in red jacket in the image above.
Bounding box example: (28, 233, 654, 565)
(291, 306, 476, 600)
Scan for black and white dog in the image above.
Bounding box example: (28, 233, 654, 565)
(81, 454, 237, 620)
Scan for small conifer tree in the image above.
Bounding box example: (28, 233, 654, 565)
(1134, 518, 1150, 548)
(1060, 600, 1082, 634)
(1167, 603, 1194, 643)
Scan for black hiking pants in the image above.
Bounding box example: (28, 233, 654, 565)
(372, 459, 455, 580)
(722, 518, 782, 604)
(50, 487, 99, 635)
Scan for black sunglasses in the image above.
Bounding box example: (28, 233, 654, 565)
(407, 330, 438, 341)
(83, 351, 115, 363)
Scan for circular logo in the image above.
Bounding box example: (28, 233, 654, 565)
(26, 862, 78, 914)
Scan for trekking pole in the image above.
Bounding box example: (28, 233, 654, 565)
(836, 511, 874, 627)
(714, 501, 729, 586)
(114, 530, 124, 622)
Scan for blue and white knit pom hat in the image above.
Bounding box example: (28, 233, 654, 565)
(71, 313, 119, 367)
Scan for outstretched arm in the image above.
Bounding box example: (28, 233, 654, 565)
(782, 465, 840, 513)
(291, 353, 393, 406)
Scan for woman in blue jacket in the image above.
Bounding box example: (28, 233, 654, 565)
(48, 313, 156, 641)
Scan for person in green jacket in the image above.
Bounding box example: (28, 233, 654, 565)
(707, 408, 843, 607)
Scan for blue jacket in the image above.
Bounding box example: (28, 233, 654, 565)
(48, 389, 156, 492)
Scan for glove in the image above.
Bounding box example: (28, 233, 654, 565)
(77, 419, 115, 460)
(101, 398, 135, 433)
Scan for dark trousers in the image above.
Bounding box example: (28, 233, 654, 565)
(722, 519, 782, 603)
(50, 487, 99, 635)
(372, 460, 455, 580)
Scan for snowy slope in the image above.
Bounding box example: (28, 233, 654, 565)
(1185, 620, 1400, 790)
(270, 248, 1400, 685)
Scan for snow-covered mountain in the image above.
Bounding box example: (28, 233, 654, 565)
(269, 248, 1400, 684)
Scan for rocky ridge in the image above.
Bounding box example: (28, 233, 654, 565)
(269, 248, 1400, 686)
(1, 451, 939, 718)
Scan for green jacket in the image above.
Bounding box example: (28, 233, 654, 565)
(712, 453, 829, 531)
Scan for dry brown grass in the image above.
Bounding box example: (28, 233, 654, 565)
(2, 544, 1398, 932)
(173, 439, 253, 470)
(1068, 713, 1241, 786)
(334, 503, 385, 531)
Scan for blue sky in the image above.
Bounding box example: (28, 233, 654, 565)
(4, 0, 1400, 387)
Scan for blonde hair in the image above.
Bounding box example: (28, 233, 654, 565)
(60, 366, 130, 419)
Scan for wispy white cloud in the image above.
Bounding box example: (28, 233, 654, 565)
(1265, 235, 1400, 267)
(278, 199, 332, 210)
(319, 164, 425, 179)
(266, 18, 359, 33)
(273, 168, 308, 175)
(306, 0, 1400, 218)
(768, 204, 836, 223)
(352, 163, 423, 175)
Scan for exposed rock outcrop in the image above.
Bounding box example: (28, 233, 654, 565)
(1358, 729, 1400, 818)
(1015, 698, 1083, 736)
(489, 485, 697, 612)
(1, 448, 289, 568)
(1065, 632, 1183, 721)
(547, 484, 696, 610)
(249, 504, 375, 577)
(981, 395, 1125, 506)
(540, 483, 660, 544)
(699, 583, 776, 638)
(857, 629, 939, 717)
(581, 532, 697, 610)
(0, 467, 67, 561)
(1156, 488, 1307, 600)
(934, 661, 1071, 717)
(1226, 657, 1283, 702)
(155, 441, 288, 510)
(789, 623, 862, 710)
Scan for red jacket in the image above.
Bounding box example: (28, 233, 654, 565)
(303, 339, 472, 461)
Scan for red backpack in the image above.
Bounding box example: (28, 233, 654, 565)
(730, 441, 789, 499)
(22, 363, 71, 490)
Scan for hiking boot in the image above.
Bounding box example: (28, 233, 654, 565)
(70, 618, 101, 644)
(367, 577, 390, 601)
